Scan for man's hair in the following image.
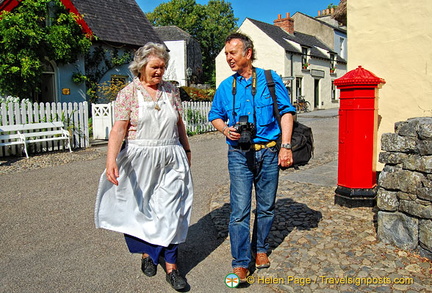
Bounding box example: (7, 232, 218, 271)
(225, 32, 256, 61)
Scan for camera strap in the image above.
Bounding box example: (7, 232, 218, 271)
(231, 68, 257, 123)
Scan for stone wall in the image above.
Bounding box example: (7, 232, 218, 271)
(377, 117, 432, 259)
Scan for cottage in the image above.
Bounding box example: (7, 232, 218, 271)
(0, 0, 163, 103)
(293, 10, 347, 61)
(216, 12, 347, 111)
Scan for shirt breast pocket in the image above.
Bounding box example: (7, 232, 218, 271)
(256, 96, 275, 126)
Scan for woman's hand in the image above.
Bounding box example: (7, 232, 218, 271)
(106, 159, 120, 185)
(105, 120, 128, 186)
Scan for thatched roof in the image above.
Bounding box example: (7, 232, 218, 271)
(334, 0, 347, 26)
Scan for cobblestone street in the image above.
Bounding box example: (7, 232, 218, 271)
(1, 109, 431, 292)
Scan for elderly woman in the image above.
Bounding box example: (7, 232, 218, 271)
(95, 42, 193, 291)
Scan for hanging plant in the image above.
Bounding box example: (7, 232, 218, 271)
(72, 72, 88, 84)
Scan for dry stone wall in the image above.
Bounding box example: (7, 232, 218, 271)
(377, 117, 432, 259)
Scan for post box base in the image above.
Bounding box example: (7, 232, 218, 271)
(334, 186, 377, 208)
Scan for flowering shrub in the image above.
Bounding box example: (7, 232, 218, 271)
(0, 96, 31, 105)
(0, 96, 32, 121)
(181, 87, 215, 101)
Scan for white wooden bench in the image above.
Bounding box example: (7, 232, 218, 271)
(0, 122, 72, 158)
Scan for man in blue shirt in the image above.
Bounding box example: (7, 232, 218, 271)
(208, 32, 296, 283)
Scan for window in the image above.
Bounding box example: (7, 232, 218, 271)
(46, 1, 56, 27)
(98, 75, 128, 102)
(110, 75, 128, 99)
(331, 80, 337, 102)
(330, 53, 336, 74)
(111, 75, 127, 87)
(339, 38, 345, 58)
(302, 47, 309, 68)
(330, 53, 336, 68)
(295, 77, 303, 102)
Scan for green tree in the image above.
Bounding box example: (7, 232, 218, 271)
(0, 0, 92, 99)
(147, 0, 238, 85)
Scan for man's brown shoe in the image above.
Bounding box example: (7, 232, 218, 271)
(233, 267, 250, 283)
(255, 253, 270, 269)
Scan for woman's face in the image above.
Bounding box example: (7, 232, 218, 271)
(140, 55, 166, 86)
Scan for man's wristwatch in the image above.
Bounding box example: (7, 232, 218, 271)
(281, 143, 292, 149)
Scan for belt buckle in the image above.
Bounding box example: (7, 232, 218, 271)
(252, 143, 263, 151)
(267, 141, 276, 148)
(251, 141, 276, 151)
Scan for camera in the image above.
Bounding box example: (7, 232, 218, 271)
(234, 115, 255, 150)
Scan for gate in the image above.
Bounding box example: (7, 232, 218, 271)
(91, 103, 114, 140)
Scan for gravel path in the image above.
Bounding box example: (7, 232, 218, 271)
(0, 148, 106, 175)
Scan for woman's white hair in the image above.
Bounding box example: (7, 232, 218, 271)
(129, 42, 170, 77)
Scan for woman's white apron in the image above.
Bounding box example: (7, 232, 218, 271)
(95, 89, 193, 247)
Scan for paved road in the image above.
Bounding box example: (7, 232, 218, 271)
(1, 109, 339, 293)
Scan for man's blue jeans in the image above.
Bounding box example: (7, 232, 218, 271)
(227, 145, 279, 269)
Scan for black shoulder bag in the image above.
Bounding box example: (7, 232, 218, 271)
(264, 70, 314, 169)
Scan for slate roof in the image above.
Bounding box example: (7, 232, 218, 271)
(153, 26, 192, 42)
(71, 0, 162, 47)
(247, 18, 346, 63)
(295, 11, 347, 34)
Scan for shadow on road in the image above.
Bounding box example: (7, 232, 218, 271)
(268, 198, 323, 251)
(178, 197, 322, 277)
(178, 203, 230, 275)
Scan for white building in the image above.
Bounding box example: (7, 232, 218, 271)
(154, 26, 202, 87)
(293, 9, 347, 61)
(215, 13, 347, 110)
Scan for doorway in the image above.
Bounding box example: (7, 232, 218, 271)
(314, 79, 320, 108)
(35, 60, 56, 103)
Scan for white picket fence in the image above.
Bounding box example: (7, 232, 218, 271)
(181, 101, 215, 134)
(0, 101, 89, 157)
(91, 101, 215, 140)
(0, 100, 213, 157)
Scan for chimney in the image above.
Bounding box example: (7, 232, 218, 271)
(273, 12, 294, 34)
(318, 8, 336, 17)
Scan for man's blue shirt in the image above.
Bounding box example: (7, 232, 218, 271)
(208, 67, 296, 145)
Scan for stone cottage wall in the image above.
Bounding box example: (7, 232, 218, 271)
(377, 117, 432, 259)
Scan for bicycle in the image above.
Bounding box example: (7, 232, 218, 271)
(293, 97, 311, 113)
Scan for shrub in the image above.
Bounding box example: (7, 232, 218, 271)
(181, 87, 215, 101)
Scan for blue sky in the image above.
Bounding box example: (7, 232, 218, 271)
(136, 0, 336, 25)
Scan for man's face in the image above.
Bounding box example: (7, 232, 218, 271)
(224, 39, 251, 72)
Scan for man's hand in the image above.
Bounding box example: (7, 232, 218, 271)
(225, 126, 240, 140)
(278, 148, 293, 168)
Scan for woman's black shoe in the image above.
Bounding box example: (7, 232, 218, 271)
(141, 257, 157, 277)
(166, 269, 186, 291)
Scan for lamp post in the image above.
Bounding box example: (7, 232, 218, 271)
(282, 76, 294, 86)
(186, 67, 192, 86)
(282, 76, 294, 102)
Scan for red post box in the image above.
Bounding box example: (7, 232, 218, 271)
(333, 66, 385, 207)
